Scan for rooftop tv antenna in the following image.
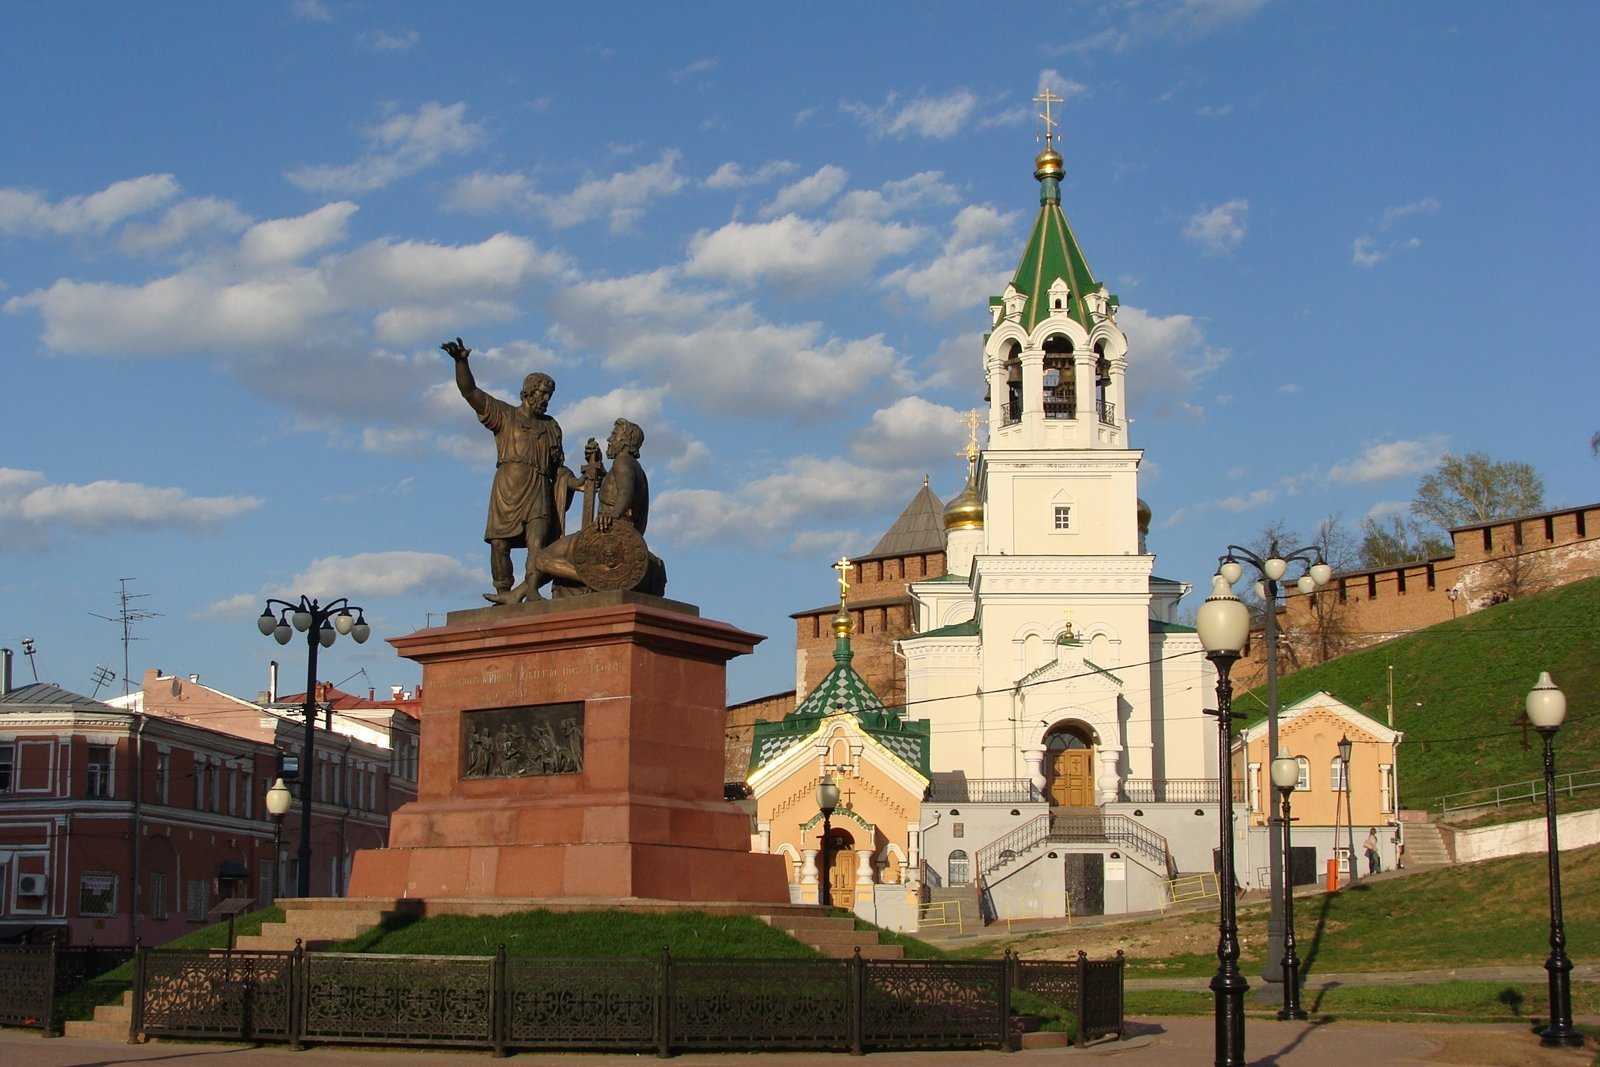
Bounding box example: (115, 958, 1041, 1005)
(90, 577, 162, 697)
(20, 638, 39, 682)
(89, 664, 117, 699)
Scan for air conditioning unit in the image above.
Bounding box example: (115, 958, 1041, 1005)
(17, 873, 47, 896)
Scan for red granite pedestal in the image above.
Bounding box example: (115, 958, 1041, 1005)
(347, 593, 790, 903)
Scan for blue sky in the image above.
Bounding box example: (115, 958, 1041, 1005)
(3, 2, 1596, 704)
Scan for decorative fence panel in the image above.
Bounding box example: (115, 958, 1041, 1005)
(0, 946, 54, 1029)
(55, 944, 136, 996)
(138, 949, 294, 1041)
(672, 957, 852, 1050)
(114, 945, 1123, 1054)
(300, 953, 494, 1047)
(861, 958, 1007, 1049)
(504, 955, 656, 1049)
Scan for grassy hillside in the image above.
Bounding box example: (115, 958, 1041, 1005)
(1239, 576, 1600, 808)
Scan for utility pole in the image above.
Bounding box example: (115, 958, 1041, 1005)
(1387, 665, 1394, 728)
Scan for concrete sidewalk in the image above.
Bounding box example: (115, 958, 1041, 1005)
(3, 1017, 1590, 1066)
(1129, 962, 1600, 991)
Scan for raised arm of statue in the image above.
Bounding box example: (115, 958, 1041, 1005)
(442, 337, 493, 421)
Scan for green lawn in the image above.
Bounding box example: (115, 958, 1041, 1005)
(1238, 576, 1600, 808)
(333, 908, 822, 958)
(1127, 980, 1600, 1025)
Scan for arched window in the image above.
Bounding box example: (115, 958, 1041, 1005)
(1329, 757, 1347, 792)
(1003, 343, 1023, 425)
(1045, 730, 1089, 752)
(1095, 352, 1112, 423)
(947, 849, 970, 886)
(1295, 757, 1309, 791)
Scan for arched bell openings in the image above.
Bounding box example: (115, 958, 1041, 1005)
(1002, 341, 1023, 425)
(1094, 341, 1113, 424)
(1042, 333, 1075, 419)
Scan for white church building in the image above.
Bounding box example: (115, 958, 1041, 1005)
(901, 127, 1222, 922)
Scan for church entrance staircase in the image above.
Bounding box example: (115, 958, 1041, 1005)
(976, 812, 1174, 893)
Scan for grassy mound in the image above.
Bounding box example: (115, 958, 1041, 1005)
(1121, 843, 1598, 979)
(334, 908, 820, 958)
(1239, 576, 1600, 807)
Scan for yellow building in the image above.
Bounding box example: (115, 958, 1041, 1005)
(1233, 691, 1403, 877)
(746, 575, 930, 930)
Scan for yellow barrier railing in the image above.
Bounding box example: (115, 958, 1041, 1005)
(1166, 872, 1220, 909)
(917, 899, 964, 935)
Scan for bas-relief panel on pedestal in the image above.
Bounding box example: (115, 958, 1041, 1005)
(461, 701, 585, 779)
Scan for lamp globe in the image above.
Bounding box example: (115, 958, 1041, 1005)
(1526, 671, 1567, 731)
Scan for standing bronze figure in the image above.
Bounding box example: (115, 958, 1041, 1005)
(442, 337, 565, 604)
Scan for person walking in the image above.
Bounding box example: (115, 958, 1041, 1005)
(1363, 827, 1381, 874)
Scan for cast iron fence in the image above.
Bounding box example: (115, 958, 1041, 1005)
(111, 943, 1126, 1055)
(1010, 951, 1126, 1046)
(0, 940, 137, 1034)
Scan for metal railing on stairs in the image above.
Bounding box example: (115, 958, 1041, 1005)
(975, 813, 1173, 885)
(1432, 767, 1600, 815)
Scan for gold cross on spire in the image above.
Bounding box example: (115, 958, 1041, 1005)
(1034, 87, 1062, 147)
(956, 409, 982, 465)
(833, 556, 853, 602)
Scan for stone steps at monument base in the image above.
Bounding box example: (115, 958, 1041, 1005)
(64, 991, 133, 1041)
(760, 915, 904, 959)
(236, 908, 391, 950)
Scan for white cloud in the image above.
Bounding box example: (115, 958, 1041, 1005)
(238, 202, 358, 265)
(7, 231, 568, 356)
(1036, 69, 1090, 104)
(0, 174, 180, 237)
(1114, 305, 1229, 416)
(1182, 199, 1248, 255)
(196, 592, 260, 620)
(832, 171, 959, 221)
(882, 203, 1018, 317)
(554, 385, 708, 473)
(362, 28, 419, 52)
(372, 300, 516, 344)
(1218, 487, 1275, 512)
(671, 57, 718, 81)
(1365, 499, 1411, 520)
(547, 269, 903, 417)
(285, 550, 481, 599)
(761, 165, 849, 217)
(291, 0, 332, 21)
(1380, 197, 1441, 229)
(654, 456, 915, 546)
(685, 214, 922, 288)
(1352, 234, 1422, 268)
(923, 331, 985, 391)
(118, 197, 252, 253)
(1328, 436, 1448, 484)
(851, 396, 965, 468)
(1045, 0, 1270, 55)
(0, 467, 261, 536)
(787, 528, 870, 559)
(1276, 383, 1301, 394)
(841, 89, 980, 140)
(1196, 103, 1233, 118)
(703, 160, 797, 190)
(286, 101, 485, 193)
(444, 151, 687, 232)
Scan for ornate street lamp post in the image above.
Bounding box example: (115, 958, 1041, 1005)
(1526, 673, 1584, 1048)
(265, 777, 292, 901)
(1337, 734, 1356, 884)
(1215, 545, 1330, 983)
(1270, 754, 1307, 1021)
(817, 776, 840, 908)
(1196, 574, 1251, 1067)
(256, 597, 369, 897)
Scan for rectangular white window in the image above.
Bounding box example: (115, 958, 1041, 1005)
(1379, 763, 1394, 813)
(86, 745, 113, 799)
(1329, 758, 1347, 792)
(79, 872, 117, 916)
(1247, 763, 1262, 812)
(1053, 505, 1071, 530)
(151, 871, 168, 920)
(1295, 757, 1309, 791)
(0, 743, 13, 793)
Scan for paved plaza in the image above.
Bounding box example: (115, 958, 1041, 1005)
(3, 1017, 1591, 1066)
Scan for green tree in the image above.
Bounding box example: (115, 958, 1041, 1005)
(1358, 513, 1450, 567)
(1411, 452, 1545, 534)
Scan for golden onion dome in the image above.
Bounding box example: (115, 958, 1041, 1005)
(943, 480, 984, 531)
(1034, 146, 1064, 181)
(1137, 497, 1153, 536)
(832, 603, 852, 638)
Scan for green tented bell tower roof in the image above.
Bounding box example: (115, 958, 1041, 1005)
(994, 145, 1115, 335)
